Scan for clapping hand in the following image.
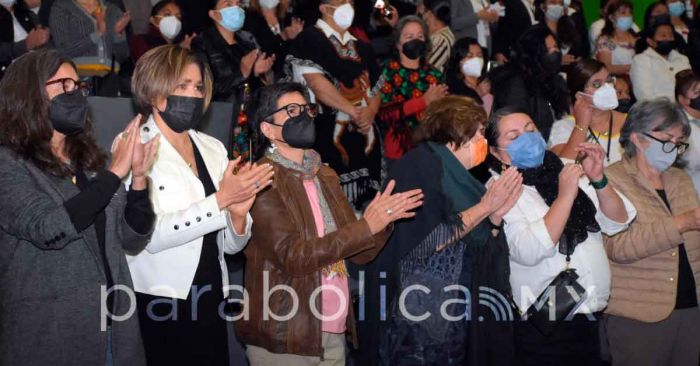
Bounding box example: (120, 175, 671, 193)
(215, 158, 274, 209)
(363, 180, 424, 235)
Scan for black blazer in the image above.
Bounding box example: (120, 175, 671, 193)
(191, 27, 260, 102)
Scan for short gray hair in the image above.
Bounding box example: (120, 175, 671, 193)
(619, 98, 690, 158)
(393, 15, 432, 60)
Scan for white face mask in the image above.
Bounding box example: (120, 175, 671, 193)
(584, 83, 619, 111)
(461, 57, 484, 78)
(0, 0, 16, 7)
(158, 16, 182, 40)
(332, 3, 354, 30)
(259, 0, 280, 9)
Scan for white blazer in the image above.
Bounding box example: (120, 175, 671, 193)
(125, 115, 252, 299)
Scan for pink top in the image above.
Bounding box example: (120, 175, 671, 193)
(302, 179, 349, 334)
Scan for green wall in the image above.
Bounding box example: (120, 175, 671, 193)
(581, 0, 668, 28)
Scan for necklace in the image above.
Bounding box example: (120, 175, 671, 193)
(588, 111, 613, 162)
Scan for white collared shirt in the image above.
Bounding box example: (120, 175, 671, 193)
(489, 159, 637, 314)
(12, 11, 28, 42)
(631, 47, 691, 102)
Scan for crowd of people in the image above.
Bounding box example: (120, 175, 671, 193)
(2, 0, 700, 366)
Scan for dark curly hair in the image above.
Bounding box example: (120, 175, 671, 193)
(0, 49, 106, 177)
(510, 25, 570, 118)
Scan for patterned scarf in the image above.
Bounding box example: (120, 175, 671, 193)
(265, 147, 348, 277)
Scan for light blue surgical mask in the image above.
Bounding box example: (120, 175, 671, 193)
(616, 16, 633, 31)
(669, 1, 685, 17)
(218, 6, 245, 32)
(644, 137, 678, 172)
(505, 131, 548, 169)
(545, 4, 564, 22)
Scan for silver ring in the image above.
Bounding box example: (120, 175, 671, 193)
(254, 181, 260, 189)
(386, 208, 393, 216)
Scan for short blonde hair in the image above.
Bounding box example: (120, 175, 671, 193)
(131, 45, 213, 115)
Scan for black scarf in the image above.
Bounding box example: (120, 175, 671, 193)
(485, 151, 600, 258)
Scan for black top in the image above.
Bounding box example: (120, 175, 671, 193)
(243, 11, 290, 77)
(191, 139, 224, 298)
(191, 27, 261, 102)
(446, 77, 483, 105)
(0, 3, 39, 79)
(656, 189, 698, 309)
(63, 169, 154, 317)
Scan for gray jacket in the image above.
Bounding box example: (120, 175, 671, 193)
(49, 0, 130, 63)
(0, 147, 150, 366)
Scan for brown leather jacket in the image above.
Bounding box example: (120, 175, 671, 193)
(235, 157, 392, 357)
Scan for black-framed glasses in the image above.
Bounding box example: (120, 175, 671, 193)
(643, 132, 689, 154)
(46, 78, 91, 97)
(264, 103, 318, 121)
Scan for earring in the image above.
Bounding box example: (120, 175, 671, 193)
(268, 142, 278, 153)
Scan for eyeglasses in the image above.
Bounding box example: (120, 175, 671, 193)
(643, 132, 689, 154)
(264, 103, 318, 121)
(589, 76, 616, 89)
(45, 78, 91, 97)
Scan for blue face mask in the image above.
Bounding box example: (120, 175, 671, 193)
(616, 16, 633, 31)
(218, 6, 245, 32)
(505, 131, 547, 169)
(669, 2, 685, 17)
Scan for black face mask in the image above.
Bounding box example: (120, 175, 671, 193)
(616, 98, 633, 113)
(655, 40, 675, 56)
(49, 92, 89, 136)
(270, 113, 316, 149)
(158, 95, 204, 133)
(690, 95, 700, 111)
(402, 39, 427, 60)
(540, 51, 562, 75)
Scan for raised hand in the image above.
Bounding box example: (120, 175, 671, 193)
(573, 91, 594, 129)
(574, 142, 605, 182)
(558, 163, 584, 201)
(109, 116, 141, 179)
(423, 83, 449, 105)
(253, 52, 275, 77)
(215, 158, 275, 209)
(25, 27, 50, 50)
(94, 5, 107, 35)
(486, 167, 523, 223)
(180, 33, 197, 49)
(114, 11, 131, 35)
(240, 49, 259, 79)
(363, 180, 424, 235)
(132, 134, 160, 179)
